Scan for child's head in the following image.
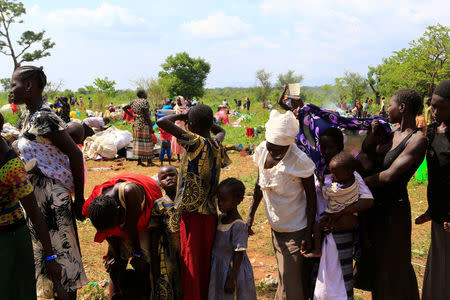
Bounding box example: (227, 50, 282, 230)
(103, 117, 110, 125)
(88, 195, 124, 231)
(217, 178, 245, 213)
(187, 104, 214, 134)
(329, 152, 357, 183)
(319, 127, 344, 164)
(158, 165, 178, 194)
(66, 122, 85, 145)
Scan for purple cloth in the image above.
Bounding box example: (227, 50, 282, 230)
(296, 103, 391, 174)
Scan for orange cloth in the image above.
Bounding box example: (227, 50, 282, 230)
(83, 173, 162, 242)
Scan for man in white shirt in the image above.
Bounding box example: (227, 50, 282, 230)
(246, 110, 317, 300)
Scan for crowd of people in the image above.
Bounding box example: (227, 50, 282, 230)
(1, 65, 449, 300)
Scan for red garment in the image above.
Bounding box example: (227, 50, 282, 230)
(246, 127, 255, 138)
(180, 212, 217, 300)
(122, 109, 135, 123)
(10, 103, 18, 114)
(83, 173, 162, 243)
(159, 127, 172, 141)
(152, 134, 157, 145)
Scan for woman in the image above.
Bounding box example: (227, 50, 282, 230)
(356, 89, 427, 300)
(83, 173, 163, 299)
(415, 80, 450, 300)
(170, 96, 188, 162)
(10, 66, 88, 300)
(124, 90, 155, 167)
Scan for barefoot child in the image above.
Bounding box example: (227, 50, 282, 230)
(305, 152, 360, 258)
(208, 178, 256, 300)
(157, 104, 230, 300)
(149, 165, 182, 299)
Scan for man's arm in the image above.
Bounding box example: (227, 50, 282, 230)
(156, 113, 188, 140)
(277, 84, 291, 111)
(246, 174, 263, 236)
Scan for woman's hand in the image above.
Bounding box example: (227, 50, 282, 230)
(319, 212, 341, 230)
(224, 276, 236, 294)
(74, 195, 85, 221)
(45, 260, 70, 299)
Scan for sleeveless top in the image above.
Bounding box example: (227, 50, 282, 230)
(373, 129, 419, 207)
(426, 123, 450, 223)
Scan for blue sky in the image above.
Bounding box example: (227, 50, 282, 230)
(0, 0, 448, 90)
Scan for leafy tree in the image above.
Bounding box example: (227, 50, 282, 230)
(255, 69, 272, 101)
(276, 70, 303, 88)
(335, 71, 368, 102)
(367, 66, 381, 104)
(77, 87, 88, 95)
(85, 77, 117, 97)
(159, 52, 211, 100)
(0, 0, 55, 70)
(371, 24, 449, 97)
(0, 77, 10, 91)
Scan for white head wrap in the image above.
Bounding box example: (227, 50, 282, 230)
(265, 110, 299, 146)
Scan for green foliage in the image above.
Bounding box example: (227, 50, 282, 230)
(0, 0, 55, 70)
(132, 76, 170, 110)
(335, 71, 368, 101)
(78, 87, 88, 95)
(276, 70, 304, 88)
(159, 52, 211, 100)
(255, 69, 272, 101)
(85, 77, 117, 97)
(0, 77, 10, 91)
(371, 24, 449, 97)
(1, 110, 19, 125)
(79, 283, 108, 300)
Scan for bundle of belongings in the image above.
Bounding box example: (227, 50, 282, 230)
(83, 126, 132, 160)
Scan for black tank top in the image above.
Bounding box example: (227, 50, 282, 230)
(373, 129, 419, 206)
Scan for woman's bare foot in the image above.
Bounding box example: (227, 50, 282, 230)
(415, 212, 431, 225)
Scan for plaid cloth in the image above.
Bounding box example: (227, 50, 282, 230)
(133, 124, 154, 159)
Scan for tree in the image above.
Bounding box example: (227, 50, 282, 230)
(0, 77, 10, 91)
(77, 87, 88, 95)
(335, 71, 368, 102)
(43, 79, 64, 99)
(159, 52, 211, 100)
(131, 76, 170, 109)
(0, 0, 55, 70)
(276, 70, 303, 88)
(85, 77, 117, 97)
(255, 69, 272, 101)
(367, 66, 381, 104)
(370, 24, 449, 97)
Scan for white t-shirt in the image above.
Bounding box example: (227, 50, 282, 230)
(82, 117, 104, 129)
(253, 141, 316, 232)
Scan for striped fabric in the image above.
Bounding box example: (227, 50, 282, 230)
(312, 231, 354, 300)
(132, 124, 154, 159)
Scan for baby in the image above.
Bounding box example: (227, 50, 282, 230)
(306, 152, 359, 257)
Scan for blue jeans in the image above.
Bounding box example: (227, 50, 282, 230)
(159, 140, 172, 161)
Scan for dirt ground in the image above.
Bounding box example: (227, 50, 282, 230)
(78, 153, 430, 299)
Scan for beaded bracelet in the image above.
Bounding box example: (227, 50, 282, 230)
(45, 254, 57, 261)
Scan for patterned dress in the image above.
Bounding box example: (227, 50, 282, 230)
(149, 195, 182, 300)
(16, 105, 88, 298)
(0, 149, 36, 300)
(130, 98, 154, 159)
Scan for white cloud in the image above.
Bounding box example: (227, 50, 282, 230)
(180, 12, 252, 39)
(45, 2, 150, 31)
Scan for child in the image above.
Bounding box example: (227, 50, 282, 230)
(158, 127, 173, 166)
(304, 152, 359, 257)
(208, 178, 256, 300)
(157, 104, 230, 300)
(149, 165, 182, 299)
